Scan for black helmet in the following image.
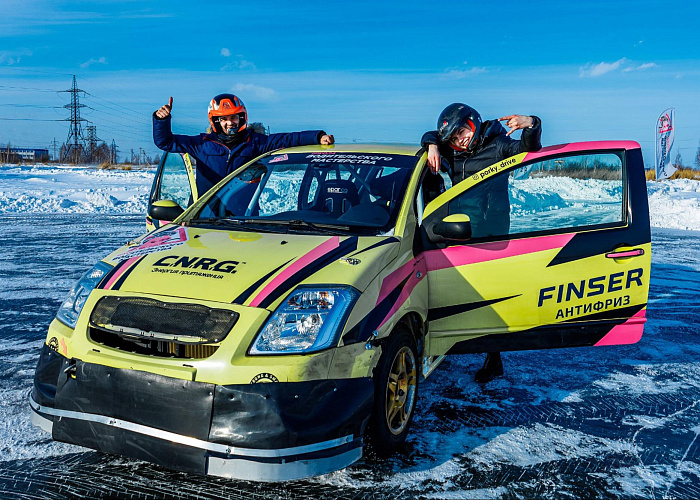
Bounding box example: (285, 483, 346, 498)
(437, 103, 482, 152)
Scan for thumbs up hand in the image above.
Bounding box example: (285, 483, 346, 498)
(155, 97, 173, 119)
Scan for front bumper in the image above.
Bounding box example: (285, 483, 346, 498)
(30, 345, 374, 481)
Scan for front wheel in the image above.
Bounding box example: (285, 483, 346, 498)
(368, 327, 418, 454)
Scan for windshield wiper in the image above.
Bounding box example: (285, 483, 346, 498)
(248, 219, 354, 234)
(185, 217, 285, 233)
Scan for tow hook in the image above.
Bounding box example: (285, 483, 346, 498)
(63, 359, 77, 378)
(365, 331, 382, 350)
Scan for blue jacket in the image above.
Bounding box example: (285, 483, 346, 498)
(153, 115, 324, 195)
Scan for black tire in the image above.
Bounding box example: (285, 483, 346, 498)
(368, 326, 419, 455)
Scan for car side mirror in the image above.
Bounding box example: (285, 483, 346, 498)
(148, 200, 184, 222)
(432, 214, 472, 242)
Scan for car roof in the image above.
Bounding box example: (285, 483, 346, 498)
(273, 143, 422, 156)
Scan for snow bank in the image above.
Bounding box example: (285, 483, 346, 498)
(646, 179, 700, 231)
(2, 163, 699, 231)
(0, 164, 153, 214)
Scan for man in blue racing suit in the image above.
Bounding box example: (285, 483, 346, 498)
(153, 93, 334, 197)
(421, 103, 542, 383)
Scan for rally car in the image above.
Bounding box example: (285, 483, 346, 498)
(30, 141, 651, 481)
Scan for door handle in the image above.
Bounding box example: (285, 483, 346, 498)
(605, 248, 645, 259)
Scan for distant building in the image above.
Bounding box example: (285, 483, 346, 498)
(0, 147, 50, 163)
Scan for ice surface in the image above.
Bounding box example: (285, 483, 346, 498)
(3, 163, 699, 232)
(1, 164, 700, 498)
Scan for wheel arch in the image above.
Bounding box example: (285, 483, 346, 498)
(397, 312, 425, 357)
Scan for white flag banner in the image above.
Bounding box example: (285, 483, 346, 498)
(655, 108, 676, 181)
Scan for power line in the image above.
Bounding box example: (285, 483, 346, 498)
(0, 84, 60, 93)
(0, 104, 64, 108)
(0, 117, 63, 121)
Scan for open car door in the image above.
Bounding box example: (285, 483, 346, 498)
(146, 152, 197, 231)
(419, 141, 651, 357)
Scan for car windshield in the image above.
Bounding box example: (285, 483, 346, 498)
(189, 151, 416, 234)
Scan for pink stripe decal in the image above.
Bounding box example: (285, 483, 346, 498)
(104, 257, 139, 290)
(594, 309, 647, 346)
(248, 236, 340, 307)
(374, 233, 574, 325)
(376, 256, 427, 330)
(376, 259, 417, 306)
(424, 233, 575, 273)
(522, 141, 640, 164)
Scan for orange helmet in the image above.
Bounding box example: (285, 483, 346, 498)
(207, 93, 247, 136)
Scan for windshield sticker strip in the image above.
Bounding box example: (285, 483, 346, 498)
(251, 237, 359, 309)
(232, 258, 294, 305)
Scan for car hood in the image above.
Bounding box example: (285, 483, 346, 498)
(101, 225, 399, 308)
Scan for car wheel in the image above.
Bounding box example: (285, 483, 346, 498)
(368, 326, 418, 454)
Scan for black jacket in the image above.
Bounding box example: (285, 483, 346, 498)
(421, 116, 542, 183)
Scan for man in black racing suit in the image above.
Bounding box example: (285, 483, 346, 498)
(421, 103, 543, 383)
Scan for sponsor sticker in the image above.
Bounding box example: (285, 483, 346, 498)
(306, 153, 394, 165)
(269, 154, 288, 163)
(251, 373, 280, 384)
(48, 337, 59, 352)
(112, 226, 189, 262)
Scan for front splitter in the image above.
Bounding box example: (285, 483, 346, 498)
(29, 394, 362, 481)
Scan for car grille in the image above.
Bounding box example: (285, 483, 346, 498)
(88, 296, 239, 359)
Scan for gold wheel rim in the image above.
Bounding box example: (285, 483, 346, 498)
(385, 345, 417, 435)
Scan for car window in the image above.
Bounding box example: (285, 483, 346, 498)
(192, 152, 416, 234)
(446, 152, 625, 240)
(157, 153, 192, 210)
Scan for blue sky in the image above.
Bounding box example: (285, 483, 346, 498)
(1, 0, 699, 164)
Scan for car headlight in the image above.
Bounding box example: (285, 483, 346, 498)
(56, 261, 114, 328)
(249, 286, 359, 355)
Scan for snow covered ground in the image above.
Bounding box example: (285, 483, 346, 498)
(1, 163, 700, 499)
(0, 164, 153, 214)
(2, 163, 700, 232)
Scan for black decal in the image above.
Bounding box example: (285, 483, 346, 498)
(587, 276, 605, 297)
(348, 237, 399, 258)
(173, 256, 198, 268)
(258, 237, 359, 309)
(212, 260, 239, 273)
(566, 280, 586, 301)
(232, 259, 294, 305)
(608, 272, 624, 292)
(538, 286, 555, 307)
(191, 258, 216, 270)
(428, 295, 519, 322)
(626, 268, 643, 288)
(153, 255, 178, 267)
(111, 256, 146, 291)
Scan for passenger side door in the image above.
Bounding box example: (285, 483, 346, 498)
(146, 152, 197, 231)
(420, 142, 651, 356)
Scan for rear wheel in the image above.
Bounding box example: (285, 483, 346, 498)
(368, 326, 418, 454)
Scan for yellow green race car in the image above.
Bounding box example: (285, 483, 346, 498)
(30, 141, 651, 481)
